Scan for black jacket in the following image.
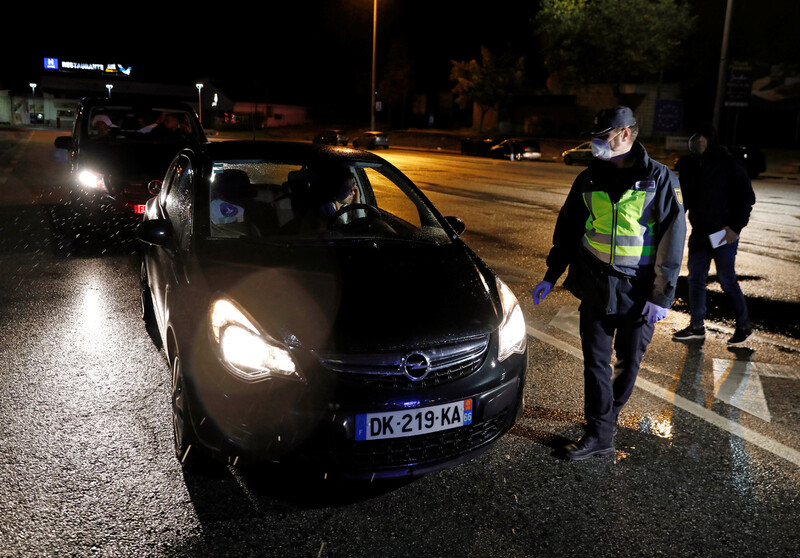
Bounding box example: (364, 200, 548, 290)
(675, 145, 755, 237)
(543, 142, 686, 314)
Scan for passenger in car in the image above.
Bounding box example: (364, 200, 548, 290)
(91, 115, 116, 137)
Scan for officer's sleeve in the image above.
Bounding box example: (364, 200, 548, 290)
(543, 174, 589, 285)
(651, 170, 687, 308)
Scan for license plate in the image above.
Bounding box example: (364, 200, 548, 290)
(355, 399, 473, 441)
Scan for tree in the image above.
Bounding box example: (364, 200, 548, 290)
(535, 0, 695, 91)
(450, 46, 525, 132)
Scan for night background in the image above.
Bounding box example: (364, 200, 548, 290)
(2, 0, 799, 145)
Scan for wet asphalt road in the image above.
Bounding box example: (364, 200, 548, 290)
(0, 130, 799, 557)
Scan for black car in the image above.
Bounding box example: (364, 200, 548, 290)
(54, 96, 206, 236)
(488, 138, 542, 161)
(137, 141, 527, 479)
(312, 129, 348, 145)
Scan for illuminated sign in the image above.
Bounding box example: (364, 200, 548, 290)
(44, 57, 132, 76)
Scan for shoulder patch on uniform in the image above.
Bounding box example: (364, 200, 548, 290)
(674, 187, 683, 205)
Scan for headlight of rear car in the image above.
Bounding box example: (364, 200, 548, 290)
(77, 169, 107, 191)
(496, 278, 527, 362)
(210, 298, 301, 381)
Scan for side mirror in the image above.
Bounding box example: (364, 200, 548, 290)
(54, 136, 73, 150)
(444, 216, 466, 236)
(148, 180, 162, 196)
(136, 219, 173, 246)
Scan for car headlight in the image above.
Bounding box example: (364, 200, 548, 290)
(77, 169, 107, 191)
(496, 278, 527, 362)
(210, 298, 300, 381)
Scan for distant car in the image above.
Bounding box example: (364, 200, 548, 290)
(312, 129, 348, 146)
(352, 131, 390, 149)
(54, 96, 206, 238)
(562, 142, 594, 165)
(488, 138, 542, 161)
(136, 140, 528, 479)
(460, 136, 504, 156)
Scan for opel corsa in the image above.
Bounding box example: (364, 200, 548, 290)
(137, 141, 527, 479)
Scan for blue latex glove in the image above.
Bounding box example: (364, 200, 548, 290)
(643, 301, 668, 324)
(532, 281, 553, 305)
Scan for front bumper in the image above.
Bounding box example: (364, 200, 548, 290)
(184, 338, 527, 478)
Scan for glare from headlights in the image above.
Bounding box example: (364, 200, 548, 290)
(496, 278, 527, 362)
(78, 169, 106, 190)
(210, 298, 299, 381)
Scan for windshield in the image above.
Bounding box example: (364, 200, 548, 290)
(204, 158, 451, 245)
(86, 105, 203, 143)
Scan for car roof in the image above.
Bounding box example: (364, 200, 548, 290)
(78, 96, 197, 111)
(195, 140, 388, 166)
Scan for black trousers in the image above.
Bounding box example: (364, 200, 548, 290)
(579, 304, 655, 443)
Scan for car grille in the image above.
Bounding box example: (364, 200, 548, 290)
(316, 335, 490, 389)
(317, 409, 510, 471)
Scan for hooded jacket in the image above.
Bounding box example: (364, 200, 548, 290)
(675, 123, 755, 237)
(543, 142, 686, 314)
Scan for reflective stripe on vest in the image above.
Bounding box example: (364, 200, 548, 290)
(581, 181, 656, 266)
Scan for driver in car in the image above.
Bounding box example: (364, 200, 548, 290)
(320, 174, 366, 225)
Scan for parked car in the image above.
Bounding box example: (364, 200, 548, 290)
(136, 140, 527, 479)
(312, 129, 348, 146)
(460, 136, 504, 156)
(561, 141, 594, 165)
(488, 138, 542, 161)
(54, 96, 206, 238)
(352, 130, 390, 149)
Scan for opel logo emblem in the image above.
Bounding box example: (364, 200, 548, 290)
(402, 352, 430, 381)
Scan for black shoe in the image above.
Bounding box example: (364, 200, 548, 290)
(728, 327, 753, 345)
(673, 325, 705, 341)
(564, 435, 615, 461)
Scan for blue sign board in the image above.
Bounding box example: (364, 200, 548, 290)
(654, 100, 683, 133)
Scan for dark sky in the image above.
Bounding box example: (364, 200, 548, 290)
(3, 0, 796, 123)
(3, 1, 540, 108)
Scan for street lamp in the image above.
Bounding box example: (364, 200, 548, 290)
(105, 84, 113, 98)
(371, 0, 376, 130)
(196, 83, 204, 125)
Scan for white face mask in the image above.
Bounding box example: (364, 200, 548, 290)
(590, 129, 624, 160)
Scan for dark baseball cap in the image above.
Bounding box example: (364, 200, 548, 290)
(587, 106, 636, 136)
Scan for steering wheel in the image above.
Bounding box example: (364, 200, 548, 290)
(327, 203, 381, 228)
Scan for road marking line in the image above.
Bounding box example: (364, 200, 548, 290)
(527, 324, 800, 467)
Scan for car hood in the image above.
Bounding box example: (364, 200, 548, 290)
(192, 241, 501, 352)
(79, 140, 196, 179)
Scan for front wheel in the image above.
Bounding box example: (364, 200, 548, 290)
(171, 353, 208, 470)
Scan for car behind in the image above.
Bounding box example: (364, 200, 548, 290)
(137, 141, 527, 479)
(54, 96, 206, 240)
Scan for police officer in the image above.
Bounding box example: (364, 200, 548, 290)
(532, 106, 686, 461)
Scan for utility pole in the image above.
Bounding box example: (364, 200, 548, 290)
(712, 0, 734, 130)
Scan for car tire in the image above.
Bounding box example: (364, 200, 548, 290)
(564, 155, 573, 165)
(171, 352, 209, 470)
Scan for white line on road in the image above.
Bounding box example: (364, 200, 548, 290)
(527, 324, 800, 468)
